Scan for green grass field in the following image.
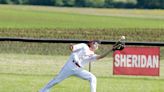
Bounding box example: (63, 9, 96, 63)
(0, 5, 164, 92)
(0, 5, 163, 56)
(0, 54, 164, 92)
(0, 5, 164, 29)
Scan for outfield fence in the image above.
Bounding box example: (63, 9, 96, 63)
(0, 37, 164, 46)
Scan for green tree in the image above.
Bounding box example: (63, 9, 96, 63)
(63, 0, 75, 6)
(83, 0, 105, 7)
(104, 0, 114, 8)
(0, 0, 6, 3)
(105, 0, 137, 8)
(160, 0, 164, 8)
(54, 0, 64, 6)
(125, 0, 137, 8)
(18, 0, 29, 4)
(91, 0, 105, 7)
(5, 0, 18, 4)
(137, 0, 161, 9)
(0, 0, 28, 4)
(28, 0, 54, 5)
(75, 0, 86, 7)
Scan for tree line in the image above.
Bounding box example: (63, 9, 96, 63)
(0, 0, 164, 9)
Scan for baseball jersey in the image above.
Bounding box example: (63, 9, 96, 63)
(72, 43, 97, 67)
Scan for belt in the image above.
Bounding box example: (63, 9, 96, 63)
(73, 60, 81, 68)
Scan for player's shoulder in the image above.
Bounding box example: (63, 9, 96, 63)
(81, 43, 89, 48)
(77, 43, 89, 49)
(76, 43, 88, 47)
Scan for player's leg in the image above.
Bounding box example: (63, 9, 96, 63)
(74, 69, 97, 92)
(40, 66, 73, 92)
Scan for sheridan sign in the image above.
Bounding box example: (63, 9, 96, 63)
(113, 47, 160, 76)
(114, 54, 159, 68)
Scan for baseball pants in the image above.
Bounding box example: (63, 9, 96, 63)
(39, 63, 97, 92)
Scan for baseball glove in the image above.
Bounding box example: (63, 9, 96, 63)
(112, 41, 125, 51)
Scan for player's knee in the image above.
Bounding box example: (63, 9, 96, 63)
(89, 75, 97, 83)
(92, 75, 97, 83)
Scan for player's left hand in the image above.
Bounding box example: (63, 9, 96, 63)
(112, 41, 125, 51)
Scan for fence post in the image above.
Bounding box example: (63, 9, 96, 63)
(89, 62, 91, 72)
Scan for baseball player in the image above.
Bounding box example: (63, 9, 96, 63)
(40, 40, 125, 92)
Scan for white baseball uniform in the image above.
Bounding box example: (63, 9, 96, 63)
(40, 43, 98, 92)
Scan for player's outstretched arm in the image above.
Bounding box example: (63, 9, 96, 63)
(96, 40, 125, 60)
(96, 49, 113, 60)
